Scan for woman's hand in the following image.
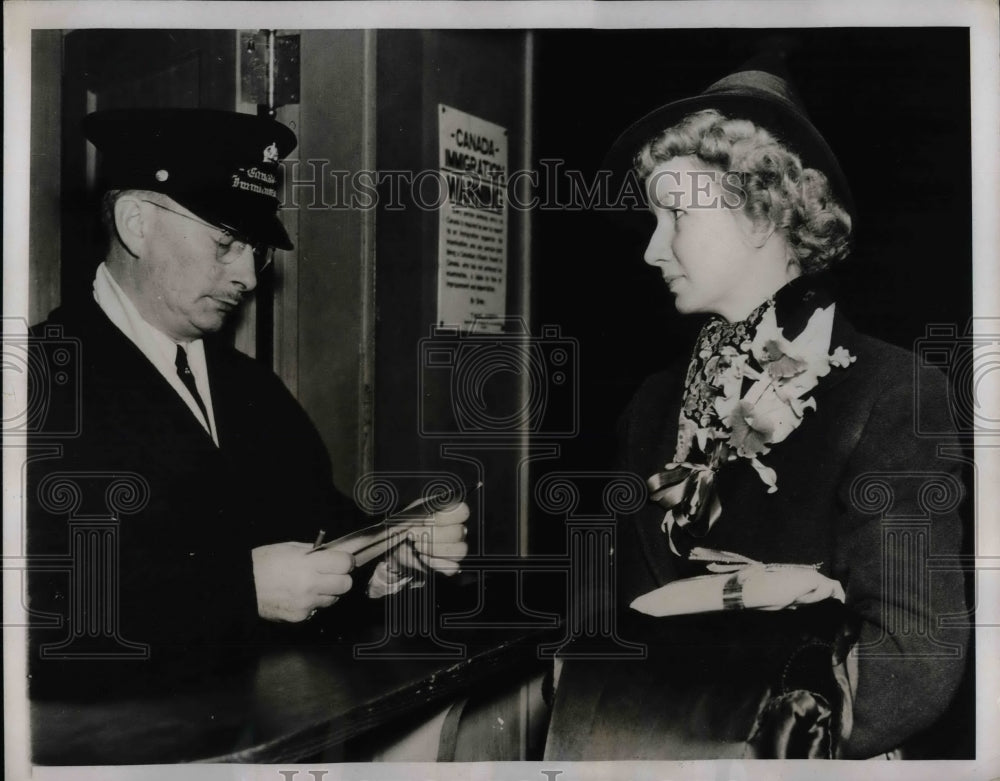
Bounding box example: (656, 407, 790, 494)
(738, 565, 845, 611)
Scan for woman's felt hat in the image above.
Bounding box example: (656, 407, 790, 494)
(604, 53, 855, 222)
(84, 108, 298, 250)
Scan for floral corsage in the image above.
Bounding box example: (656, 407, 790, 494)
(648, 302, 856, 555)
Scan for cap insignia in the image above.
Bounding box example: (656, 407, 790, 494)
(263, 142, 279, 164)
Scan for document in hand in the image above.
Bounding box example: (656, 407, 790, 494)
(322, 519, 432, 567)
(313, 480, 483, 567)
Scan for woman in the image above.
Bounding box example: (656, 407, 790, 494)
(544, 59, 969, 760)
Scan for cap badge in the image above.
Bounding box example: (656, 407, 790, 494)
(262, 142, 279, 164)
(155, 169, 170, 182)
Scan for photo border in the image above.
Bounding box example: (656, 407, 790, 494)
(4, 2, 998, 780)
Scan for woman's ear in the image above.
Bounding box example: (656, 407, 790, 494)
(745, 215, 776, 249)
(113, 194, 146, 258)
(785, 250, 803, 280)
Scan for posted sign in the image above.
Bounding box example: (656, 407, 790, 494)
(436, 104, 508, 331)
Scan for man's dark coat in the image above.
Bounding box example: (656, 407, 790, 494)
(27, 297, 361, 697)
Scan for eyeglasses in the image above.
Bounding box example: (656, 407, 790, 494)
(140, 199, 275, 273)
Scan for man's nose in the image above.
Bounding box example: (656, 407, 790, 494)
(228, 244, 258, 293)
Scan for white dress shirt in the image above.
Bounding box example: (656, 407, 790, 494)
(93, 262, 219, 445)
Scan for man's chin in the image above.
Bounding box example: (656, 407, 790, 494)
(191, 311, 232, 337)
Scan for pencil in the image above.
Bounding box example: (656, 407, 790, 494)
(308, 529, 327, 553)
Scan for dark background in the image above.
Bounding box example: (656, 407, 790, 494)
(533, 27, 972, 468)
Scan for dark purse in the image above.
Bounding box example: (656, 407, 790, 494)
(745, 618, 859, 758)
(543, 604, 862, 760)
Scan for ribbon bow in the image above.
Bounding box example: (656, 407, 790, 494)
(647, 462, 722, 556)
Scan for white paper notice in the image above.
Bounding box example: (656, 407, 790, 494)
(437, 104, 508, 331)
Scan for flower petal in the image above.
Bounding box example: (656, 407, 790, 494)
(750, 457, 779, 493)
(830, 345, 857, 368)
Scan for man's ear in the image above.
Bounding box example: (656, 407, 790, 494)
(113, 194, 147, 258)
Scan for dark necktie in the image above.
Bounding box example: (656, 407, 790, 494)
(174, 344, 210, 426)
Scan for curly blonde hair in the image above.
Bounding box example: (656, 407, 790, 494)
(634, 109, 852, 272)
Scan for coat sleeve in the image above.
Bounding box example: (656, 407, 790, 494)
(248, 363, 367, 544)
(832, 363, 970, 757)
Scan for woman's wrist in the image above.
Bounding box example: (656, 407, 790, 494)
(722, 573, 744, 610)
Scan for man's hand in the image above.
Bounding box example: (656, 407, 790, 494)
(251, 542, 354, 622)
(395, 501, 470, 576)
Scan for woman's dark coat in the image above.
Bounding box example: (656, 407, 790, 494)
(548, 283, 969, 759)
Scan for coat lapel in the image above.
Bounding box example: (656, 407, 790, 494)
(202, 338, 249, 453)
(63, 298, 220, 452)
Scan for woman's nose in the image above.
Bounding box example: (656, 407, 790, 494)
(643, 221, 674, 267)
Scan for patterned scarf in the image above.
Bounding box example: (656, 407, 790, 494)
(675, 299, 772, 463)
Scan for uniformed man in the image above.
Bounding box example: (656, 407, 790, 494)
(28, 108, 468, 696)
